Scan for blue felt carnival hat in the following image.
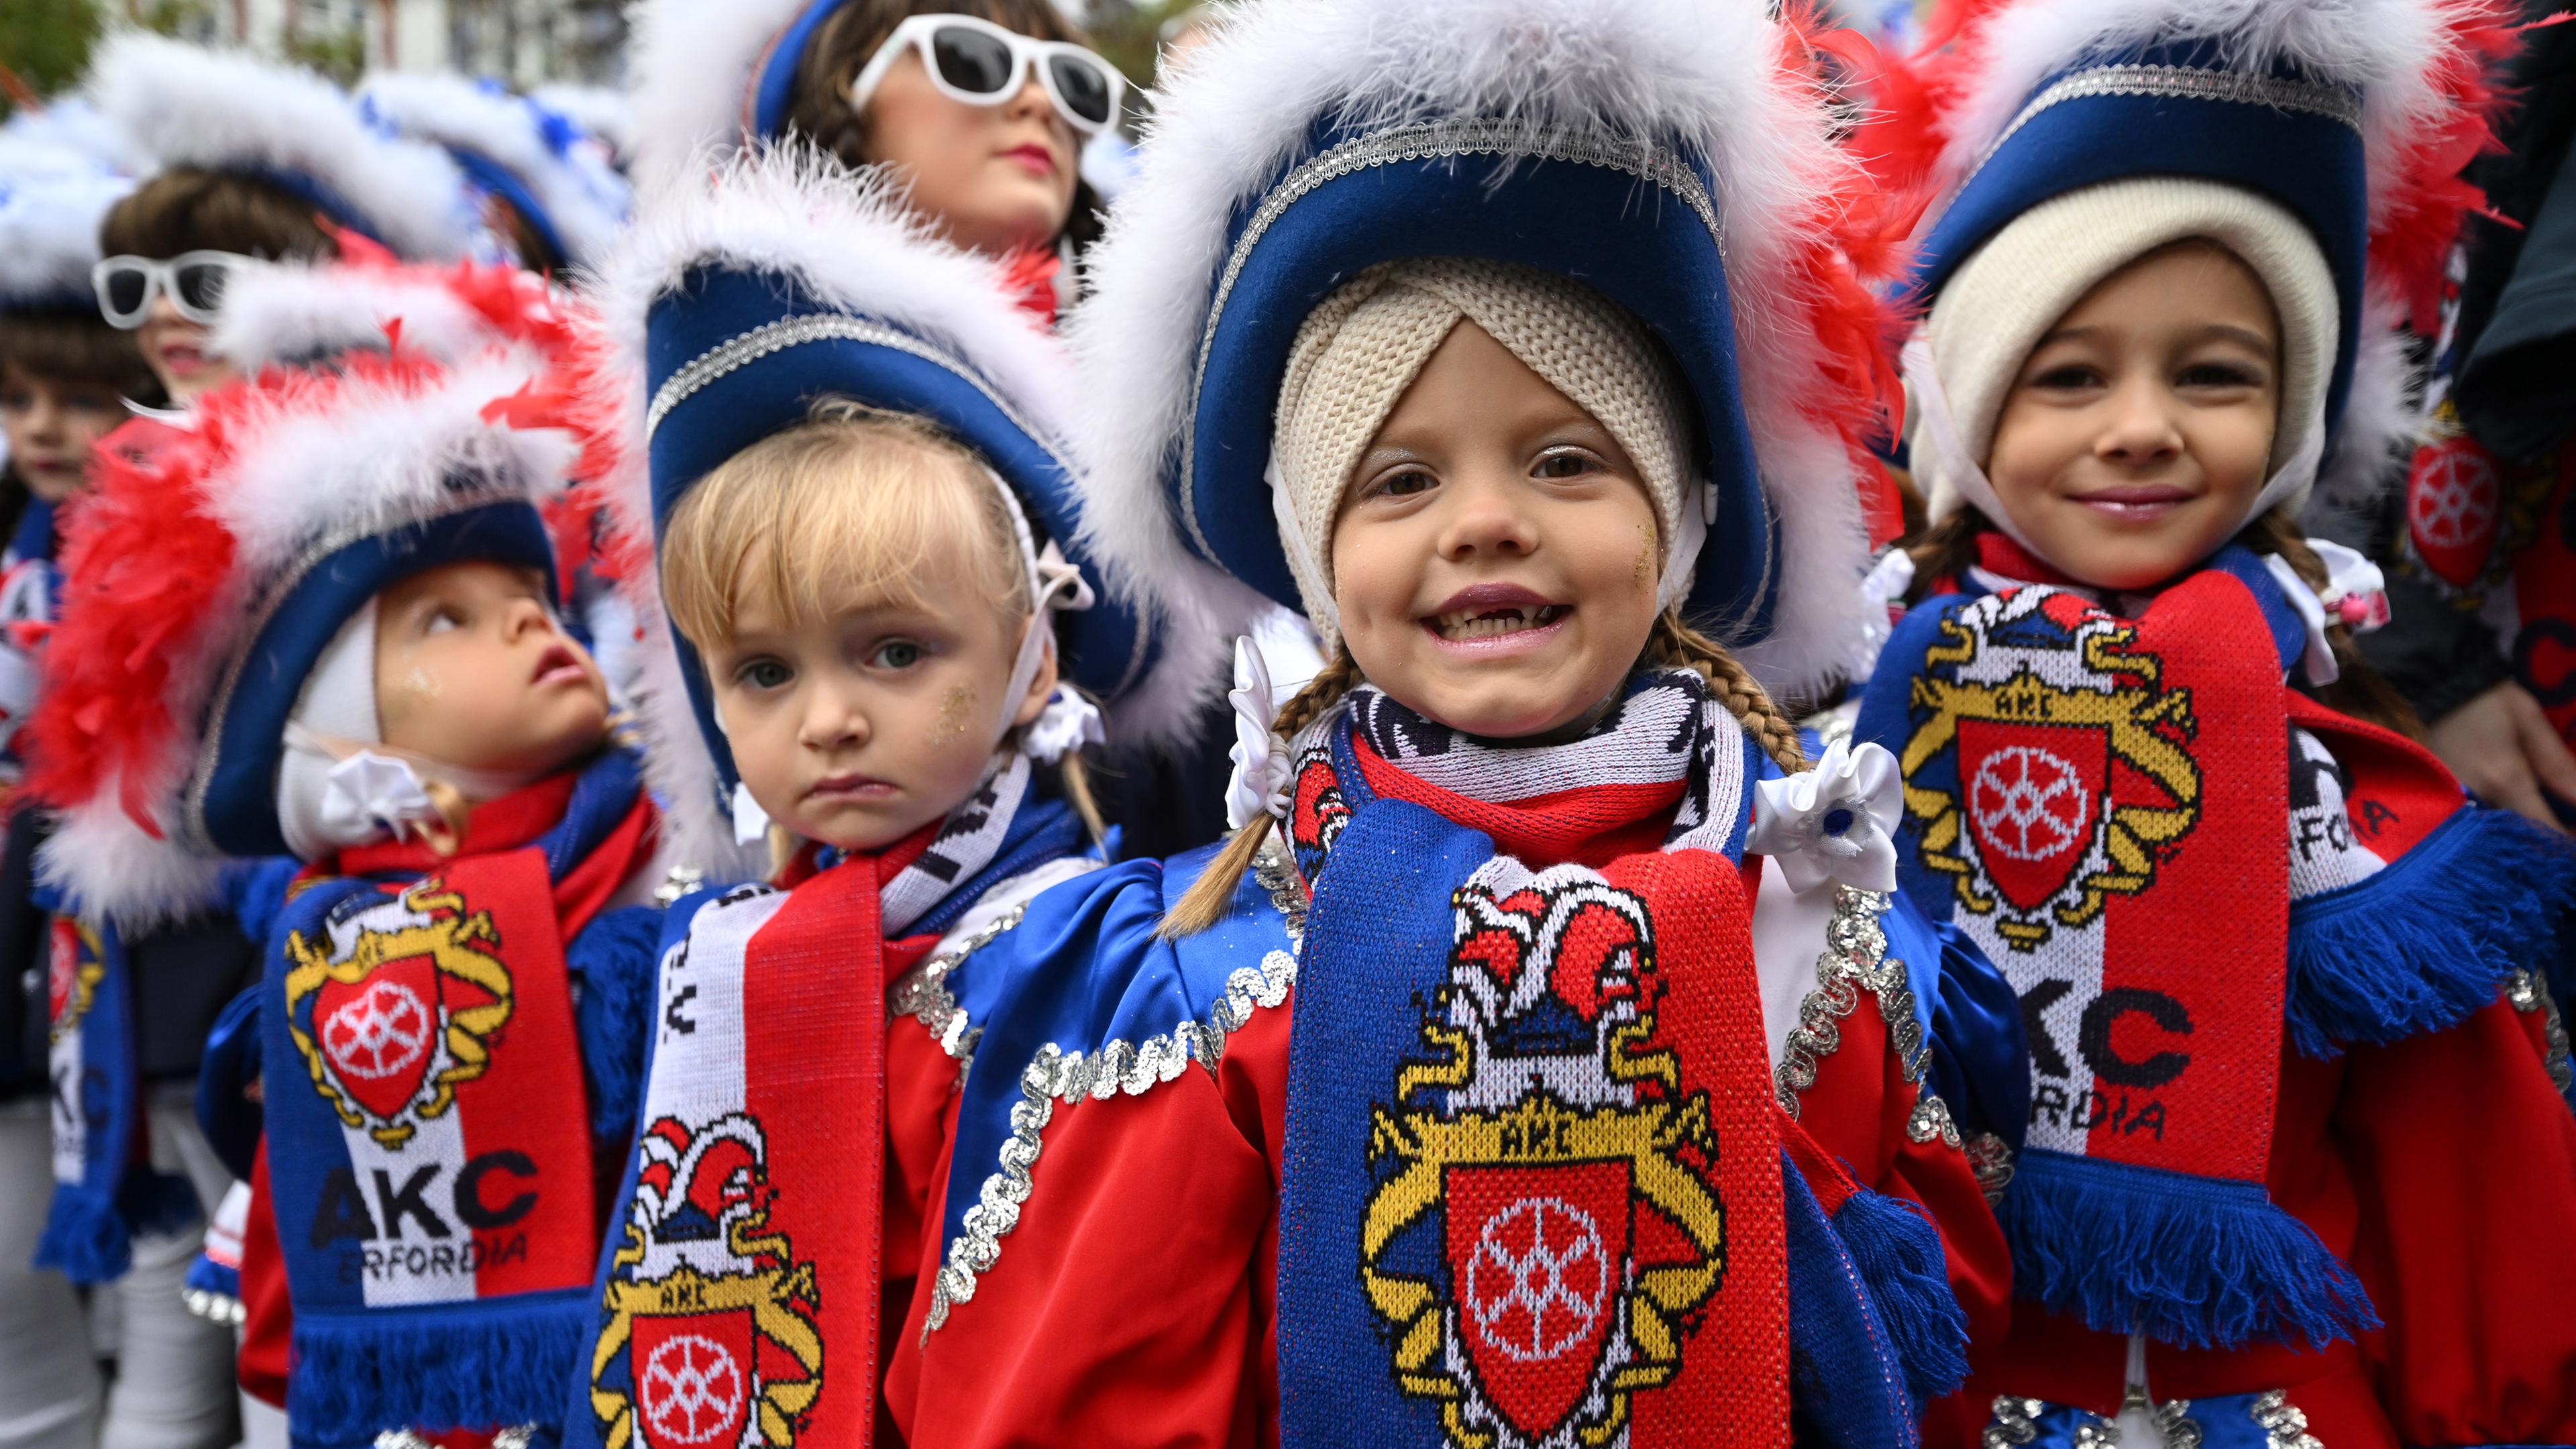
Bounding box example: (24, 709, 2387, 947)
(358, 74, 632, 271)
(83, 34, 484, 261)
(1877, 0, 2511, 506)
(590, 147, 1198, 872)
(1065, 0, 1905, 696)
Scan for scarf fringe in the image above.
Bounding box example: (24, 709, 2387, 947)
(2288, 807, 2576, 1058)
(1833, 1185, 1970, 1407)
(2001, 1150, 2378, 1351)
(34, 1171, 201, 1283)
(290, 1291, 586, 1443)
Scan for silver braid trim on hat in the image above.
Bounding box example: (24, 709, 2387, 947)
(1962, 63, 2363, 199)
(1177, 118, 1726, 566)
(918, 842, 1304, 1340)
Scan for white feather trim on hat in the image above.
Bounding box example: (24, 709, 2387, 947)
(1926, 0, 2471, 239)
(626, 0, 822, 200)
(37, 351, 580, 929)
(83, 34, 482, 261)
(3, 100, 152, 177)
(583, 145, 1229, 871)
(0, 158, 129, 307)
(533, 85, 637, 169)
(207, 262, 494, 372)
(1063, 0, 1883, 702)
(359, 73, 630, 269)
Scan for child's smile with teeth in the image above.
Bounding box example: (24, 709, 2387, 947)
(1331, 319, 1662, 741)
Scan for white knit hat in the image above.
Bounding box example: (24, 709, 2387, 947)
(1907, 177, 2339, 564)
(1270, 257, 1697, 643)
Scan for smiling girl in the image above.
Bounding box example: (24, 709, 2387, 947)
(1853, 1, 2576, 1443)
(888, 3, 2037, 1446)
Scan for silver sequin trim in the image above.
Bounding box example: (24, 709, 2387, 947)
(1907, 1091, 1965, 1150)
(1775, 886, 1934, 1115)
(1965, 1130, 2017, 1206)
(376, 1432, 532, 1449)
(2251, 1389, 2322, 1449)
(651, 865, 706, 908)
(888, 905, 1030, 1077)
(1179, 117, 1724, 563)
(180, 1287, 245, 1327)
(2153, 1398, 2206, 1449)
(2508, 969, 2574, 1096)
(1984, 1396, 2045, 1448)
(1976, 62, 2361, 180)
(920, 844, 1305, 1338)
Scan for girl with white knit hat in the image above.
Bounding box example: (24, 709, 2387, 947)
(1850, 0, 2576, 1442)
(888, 1, 2037, 1444)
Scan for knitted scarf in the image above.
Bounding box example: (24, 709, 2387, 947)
(1278, 672, 1909, 1449)
(37, 910, 201, 1282)
(1858, 539, 2575, 1352)
(578, 753, 1083, 1449)
(259, 746, 657, 1444)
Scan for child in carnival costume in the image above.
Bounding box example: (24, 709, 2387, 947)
(894, 1, 2035, 1445)
(562, 145, 1202, 1449)
(83, 33, 488, 412)
(25, 285, 671, 1449)
(1849, 0, 2576, 1441)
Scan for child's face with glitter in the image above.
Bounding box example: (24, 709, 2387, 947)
(372, 560, 610, 779)
(703, 549, 1053, 853)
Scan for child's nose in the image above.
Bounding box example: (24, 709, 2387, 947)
(800, 687, 871, 751)
(1436, 468, 1542, 559)
(2097, 376, 2186, 463)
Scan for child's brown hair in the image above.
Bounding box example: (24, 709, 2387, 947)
(1162, 612, 1808, 937)
(0, 308, 158, 400)
(98, 169, 337, 263)
(782, 0, 1110, 251)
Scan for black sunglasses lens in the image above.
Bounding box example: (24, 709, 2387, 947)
(930, 26, 1016, 95)
(174, 262, 230, 315)
(102, 267, 149, 319)
(1048, 55, 1114, 124)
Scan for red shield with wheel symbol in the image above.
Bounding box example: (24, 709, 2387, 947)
(1958, 719, 2106, 912)
(2408, 434, 2503, 588)
(311, 955, 441, 1126)
(1444, 1161, 1633, 1441)
(632, 1310, 756, 1449)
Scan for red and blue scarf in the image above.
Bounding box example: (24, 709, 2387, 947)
(1277, 674, 1966, 1449)
(1857, 539, 2576, 1352)
(258, 746, 657, 1444)
(574, 754, 1085, 1449)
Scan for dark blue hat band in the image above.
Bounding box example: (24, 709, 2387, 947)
(1911, 43, 2368, 428)
(188, 499, 557, 857)
(1177, 115, 1780, 645)
(451, 149, 572, 268)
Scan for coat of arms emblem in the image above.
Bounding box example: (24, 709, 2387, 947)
(592, 1113, 823, 1449)
(1362, 861, 1727, 1448)
(1900, 588, 2203, 952)
(282, 881, 513, 1148)
(46, 919, 104, 1044)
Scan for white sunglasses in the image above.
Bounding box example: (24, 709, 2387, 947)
(848, 13, 1126, 137)
(92, 251, 260, 329)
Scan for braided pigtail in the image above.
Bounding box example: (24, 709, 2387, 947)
(1645, 612, 1808, 773)
(2248, 508, 2424, 741)
(1161, 645, 1366, 938)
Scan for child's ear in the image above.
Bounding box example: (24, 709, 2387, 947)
(1012, 636, 1060, 729)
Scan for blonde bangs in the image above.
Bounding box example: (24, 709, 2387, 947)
(661, 401, 1031, 651)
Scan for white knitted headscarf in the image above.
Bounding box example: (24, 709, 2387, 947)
(1905, 177, 2340, 570)
(1269, 257, 1699, 644)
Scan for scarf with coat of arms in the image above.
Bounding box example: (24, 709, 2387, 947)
(259, 745, 657, 1445)
(1856, 537, 2576, 1353)
(1275, 672, 1966, 1449)
(574, 751, 1087, 1449)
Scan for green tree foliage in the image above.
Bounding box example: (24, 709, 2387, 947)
(0, 0, 105, 118)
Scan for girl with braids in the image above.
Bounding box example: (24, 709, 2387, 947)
(888, 2, 2031, 1445)
(1851, 0, 2576, 1442)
